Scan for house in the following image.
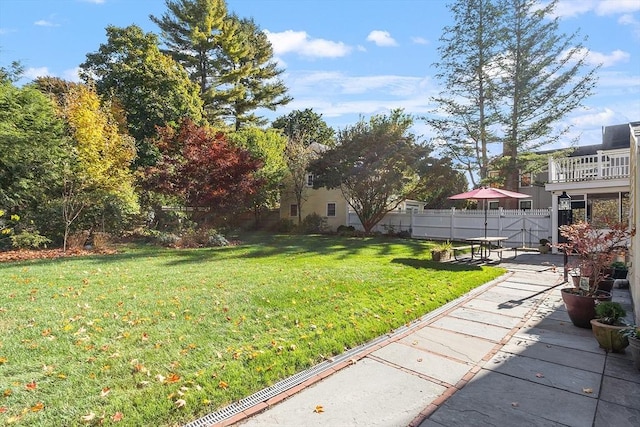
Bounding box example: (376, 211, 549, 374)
(278, 141, 427, 231)
(628, 122, 639, 325)
(545, 123, 632, 249)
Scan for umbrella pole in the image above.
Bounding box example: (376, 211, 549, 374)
(484, 200, 487, 238)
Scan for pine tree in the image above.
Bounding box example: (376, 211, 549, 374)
(495, 0, 598, 198)
(428, 0, 502, 187)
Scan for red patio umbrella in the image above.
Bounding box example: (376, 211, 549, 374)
(448, 187, 531, 237)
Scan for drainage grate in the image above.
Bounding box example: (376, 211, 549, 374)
(184, 274, 507, 427)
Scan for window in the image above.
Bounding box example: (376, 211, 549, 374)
(306, 174, 313, 187)
(327, 203, 336, 217)
(290, 204, 298, 217)
(519, 200, 532, 210)
(488, 201, 499, 210)
(519, 172, 532, 188)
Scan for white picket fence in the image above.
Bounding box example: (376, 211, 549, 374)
(347, 208, 552, 248)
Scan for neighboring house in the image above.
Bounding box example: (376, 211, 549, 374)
(546, 123, 632, 249)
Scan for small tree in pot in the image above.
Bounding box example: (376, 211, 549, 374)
(557, 219, 635, 328)
(558, 220, 634, 296)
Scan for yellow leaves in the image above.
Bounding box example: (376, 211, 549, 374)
(0, 356, 7, 364)
(218, 380, 229, 389)
(30, 402, 44, 412)
(313, 405, 324, 413)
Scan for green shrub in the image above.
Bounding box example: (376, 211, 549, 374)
(11, 231, 51, 249)
(275, 218, 295, 233)
(300, 213, 327, 233)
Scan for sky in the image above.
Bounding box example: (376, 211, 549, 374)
(1, 0, 639, 151)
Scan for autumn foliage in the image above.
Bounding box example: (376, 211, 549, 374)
(144, 120, 264, 220)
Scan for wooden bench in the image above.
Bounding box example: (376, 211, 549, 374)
(453, 245, 475, 260)
(512, 247, 539, 258)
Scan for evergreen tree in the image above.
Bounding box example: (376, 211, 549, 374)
(428, 0, 502, 187)
(151, 0, 290, 127)
(495, 0, 598, 198)
(428, 0, 598, 193)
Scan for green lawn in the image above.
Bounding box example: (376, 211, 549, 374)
(0, 234, 504, 426)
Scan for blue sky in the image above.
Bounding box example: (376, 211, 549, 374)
(1, 0, 639, 149)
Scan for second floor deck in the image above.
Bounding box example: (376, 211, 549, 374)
(548, 148, 631, 183)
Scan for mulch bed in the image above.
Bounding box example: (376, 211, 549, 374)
(0, 248, 117, 263)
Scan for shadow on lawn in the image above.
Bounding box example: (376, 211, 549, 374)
(0, 234, 457, 269)
(391, 257, 485, 271)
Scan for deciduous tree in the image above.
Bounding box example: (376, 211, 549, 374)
(80, 24, 203, 167)
(62, 84, 139, 250)
(0, 78, 67, 211)
(145, 120, 264, 223)
(311, 110, 429, 233)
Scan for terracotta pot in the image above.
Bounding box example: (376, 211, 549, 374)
(590, 319, 629, 352)
(561, 288, 612, 329)
(629, 337, 640, 371)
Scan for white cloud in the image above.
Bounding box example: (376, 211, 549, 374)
(411, 36, 429, 45)
(23, 67, 50, 80)
(34, 20, 58, 27)
(594, 0, 640, 16)
(567, 47, 630, 67)
(619, 13, 640, 39)
(63, 67, 82, 82)
(366, 30, 397, 47)
(551, 0, 640, 18)
(264, 30, 351, 59)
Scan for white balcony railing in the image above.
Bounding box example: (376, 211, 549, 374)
(548, 149, 631, 183)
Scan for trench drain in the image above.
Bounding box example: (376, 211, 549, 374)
(183, 333, 391, 427)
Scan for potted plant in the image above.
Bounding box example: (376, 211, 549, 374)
(431, 240, 453, 262)
(610, 261, 628, 279)
(590, 301, 629, 353)
(621, 326, 640, 371)
(538, 238, 551, 254)
(557, 219, 635, 328)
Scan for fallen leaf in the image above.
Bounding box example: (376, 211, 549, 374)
(0, 357, 7, 364)
(583, 387, 593, 394)
(175, 399, 186, 408)
(218, 380, 229, 389)
(0, 406, 7, 413)
(111, 412, 123, 422)
(31, 402, 44, 412)
(81, 412, 96, 422)
(314, 405, 324, 413)
(100, 387, 111, 397)
(25, 381, 37, 391)
(535, 373, 544, 378)
(511, 402, 519, 407)
(165, 373, 181, 384)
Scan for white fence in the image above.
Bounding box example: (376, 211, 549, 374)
(348, 208, 552, 248)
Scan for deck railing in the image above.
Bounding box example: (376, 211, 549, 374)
(548, 148, 630, 183)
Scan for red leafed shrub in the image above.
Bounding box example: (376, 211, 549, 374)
(144, 120, 265, 218)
